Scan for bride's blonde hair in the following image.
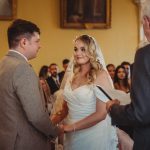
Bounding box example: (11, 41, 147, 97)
(73, 35, 103, 83)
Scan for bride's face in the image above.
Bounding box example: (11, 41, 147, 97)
(74, 40, 90, 65)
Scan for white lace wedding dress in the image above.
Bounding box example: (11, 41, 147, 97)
(63, 82, 118, 150)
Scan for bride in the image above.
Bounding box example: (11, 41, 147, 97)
(51, 35, 132, 150)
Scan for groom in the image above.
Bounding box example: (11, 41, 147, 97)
(0, 19, 62, 150)
(107, 15, 150, 150)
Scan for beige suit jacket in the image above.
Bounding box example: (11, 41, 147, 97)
(0, 51, 59, 150)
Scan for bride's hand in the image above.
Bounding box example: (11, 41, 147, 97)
(106, 99, 120, 112)
(55, 124, 64, 136)
(63, 124, 75, 133)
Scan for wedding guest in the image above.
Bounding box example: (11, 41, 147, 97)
(59, 58, 70, 82)
(47, 63, 61, 95)
(106, 63, 116, 82)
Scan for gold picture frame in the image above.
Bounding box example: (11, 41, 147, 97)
(60, 0, 111, 29)
(0, 0, 17, 20)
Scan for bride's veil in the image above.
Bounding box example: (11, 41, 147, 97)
(92, 37, 114, 87)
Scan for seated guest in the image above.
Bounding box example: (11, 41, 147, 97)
(114, 65, 130, 93)
(39, 65, 49, 80)
(121, 61, 131, 76)
(114, 65, 133, 139)
(59, 58, 70, 82)
(121, 61, 131, 84)
(39, 78, 55, 115)
(47, 63, 61, 95)
(106, 63, 116, 82)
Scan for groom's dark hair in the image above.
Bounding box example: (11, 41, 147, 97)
(7, 19, 40, 49)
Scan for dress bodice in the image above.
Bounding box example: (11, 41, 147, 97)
(63, 81, 109, 122)
(63, 81, 118, 150)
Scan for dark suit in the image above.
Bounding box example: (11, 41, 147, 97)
(59, 71, 65, 83)
(110, 44, 150, 150)
(46, 75, 61, 95)
(0, 51, 59, 150)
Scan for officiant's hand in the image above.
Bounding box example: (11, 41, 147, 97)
(106, 99, 120, 112)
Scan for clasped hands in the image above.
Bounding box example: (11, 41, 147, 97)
(51, 115, 74, 134)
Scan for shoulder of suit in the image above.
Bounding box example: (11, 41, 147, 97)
(135, 44, 150, 60)
(16, 61, 32, 70)
(138, 44, 150, 53)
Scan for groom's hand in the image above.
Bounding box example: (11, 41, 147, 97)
(57, 124, 64, 136)
(106, 99, 120, 112)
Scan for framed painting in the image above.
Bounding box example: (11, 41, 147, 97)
(60, 0, 111, 29)
(0, 0, 17, 20)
